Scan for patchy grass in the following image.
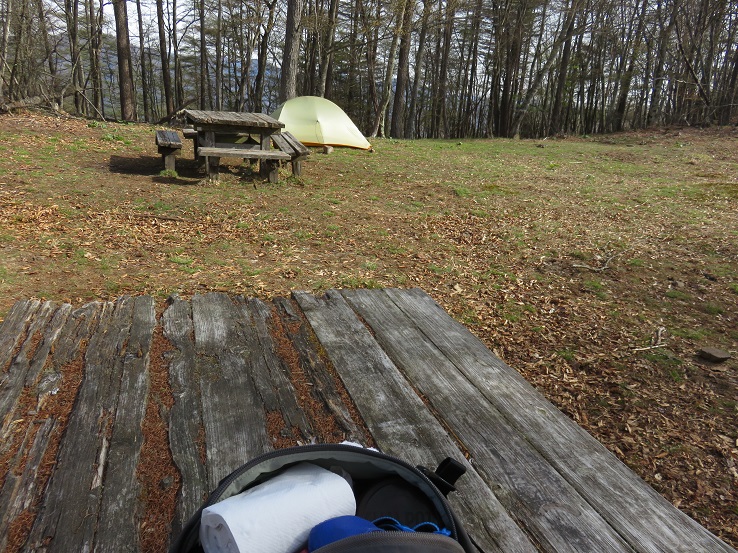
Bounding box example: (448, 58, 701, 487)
(0, 113, 737, 546)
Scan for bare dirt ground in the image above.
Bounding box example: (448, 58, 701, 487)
(0, 111, 737, 546)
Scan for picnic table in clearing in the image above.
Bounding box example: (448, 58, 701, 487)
(176, 110, 309, 183)
(0, 288, 735, 552)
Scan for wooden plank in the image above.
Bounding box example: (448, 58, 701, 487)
(282, 131, 311, 156)
(237, 298, 312, 438)
(1, 301, 60, 434)
(293, 291, 538, 553)
(27, 298, 134, 551)
(94, 296, 156, 552)
(271, 133, 296, 157)
(342, 289, 632, 553)
(0, 419, 57, 551)
(275, 297, 367, 443)
(249, 112, 284, 128)
(184, 110, 282, 129)
(192, 293, 271, 489)
(197, 146, 290, 160)
(213, 141, 260, 150)
(155, 130, 182, 148)
(382, 287, 737, 553)
(0, 299, 41, 374)
(1, 301, 104, 551)
(162, 296, 208, 536)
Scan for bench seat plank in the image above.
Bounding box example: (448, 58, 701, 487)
(155, 130, 182, 148)
(293, 290, 538, 553)
(197, 146, 290, 160)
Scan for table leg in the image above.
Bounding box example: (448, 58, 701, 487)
(206, 156, 220, 181)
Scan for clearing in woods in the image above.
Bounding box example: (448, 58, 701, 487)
(0, 111, 736, 546)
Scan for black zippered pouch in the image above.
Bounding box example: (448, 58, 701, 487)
(169, 444, 474, 553)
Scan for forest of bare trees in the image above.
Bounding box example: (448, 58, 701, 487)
(1, 0, 737, 138)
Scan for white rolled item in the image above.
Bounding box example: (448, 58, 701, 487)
(200, 462, 356, 553)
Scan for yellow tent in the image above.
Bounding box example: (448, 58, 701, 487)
(271, 96, 371, 150)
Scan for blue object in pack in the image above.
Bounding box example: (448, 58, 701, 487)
(308, 516, 384, 551)
(372, 516, 452, 536)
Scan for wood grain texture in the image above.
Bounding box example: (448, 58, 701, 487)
(240, 297, 312, 438)
(275, 296, 367, 443)
(0, 291, 734, 553)
(0, 301, 58, 427)
(0, 300, 42, 374)
(0, 419, 57, 551)
(95, 296, 156, 552)
(197, 146, 290, 160)
(382, 287, 736, 553)
(28, 298, 133, 552)
(343, 288, 632, 553)
(183, 110, 283, 129)
(162, 296, 208, 535)
(294, 290, 538, 553)
(155, 130, 182, 148)
(192, 293, 271, 489)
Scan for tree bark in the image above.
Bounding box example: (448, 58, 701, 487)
(390, 0, 415, 138)
(369, 0, 405, 138)
(254, 0, 277, 112)
(156, 0, 174, 116)
(280, 0, 304, 102)
(135, 0, 150, 121)
(112, 0, 137, 120)
(406, 0, 431, 138)
(0, 0, 10, 99)
(317, 0, 340, 97)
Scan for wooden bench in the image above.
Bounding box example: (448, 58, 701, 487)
(196, 145, 290, 183)
(155, 130, 182, 171)
(271, 131, 311, 176)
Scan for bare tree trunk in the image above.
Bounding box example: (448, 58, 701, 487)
(88, 0, 104, 115)
(549, 15, 576, 135)
(280, 0, 304, 102)
(173, 0, 185, 108)
(156, 0, 174, 116)
(0, 0, 10, 99)
(199, 0, 208, 109)
(112, 0, 137, 120)
(390, 0, 415, 138)
(64, 0, 84, 113)
(214, 0, 223, 110)
(647, 0, 676, 126)
(369, 0, 405, 137)
(511, 0, 581, 137)
(612, 0, 648, 131)
(432, 0, 454, 138)
(317, 0, 339, 97)
(406, 0, 431, 138)
(135, 0, 150, 121)
(254, 0, 276, 112)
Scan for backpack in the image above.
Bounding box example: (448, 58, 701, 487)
(169, 443, 476, 553)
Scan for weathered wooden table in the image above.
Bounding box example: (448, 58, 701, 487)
(183, 110, 291, 182)
(0, 289, 735, 552)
